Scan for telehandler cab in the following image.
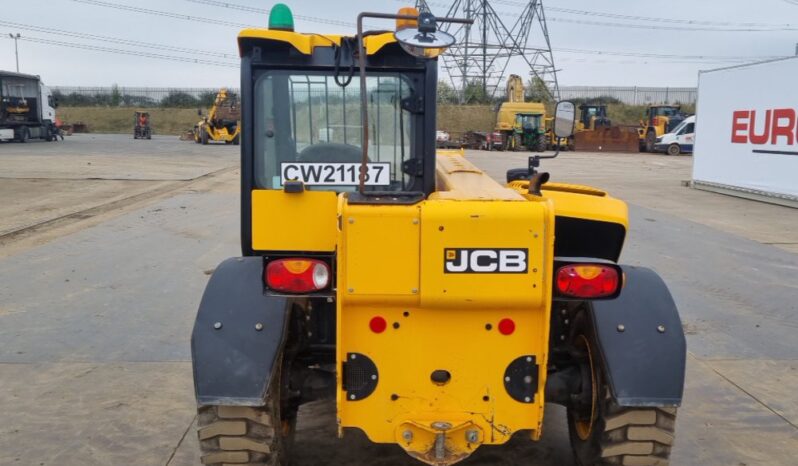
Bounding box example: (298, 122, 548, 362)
(191, 5, 686, 466)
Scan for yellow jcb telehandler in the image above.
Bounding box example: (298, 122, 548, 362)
(190, 5, 686, 466)
(194, 88, 241, 145)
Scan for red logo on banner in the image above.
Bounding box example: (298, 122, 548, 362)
(731, 109, 797, 145)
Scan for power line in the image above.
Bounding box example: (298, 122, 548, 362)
(547, 16, 798, 33)
(417, 0, 798, 31)
(552, 46, 786, 63)
(70, 0, 360, 30)
(70, 0, 257, 28)
(1, 33, 238, 68)
(0, 20, 236, 59)
(494, 0, 798, 29)
(183, 0, 357, 28)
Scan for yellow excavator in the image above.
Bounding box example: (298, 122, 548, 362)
(194, 88, 241, 145)
(494, 74, 547, 152)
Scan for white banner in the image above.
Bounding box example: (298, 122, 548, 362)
(694, 57, 798, 200)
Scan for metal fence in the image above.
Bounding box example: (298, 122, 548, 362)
(558, 86, 697, 105)
(51, 85, 698, 107)
(51, 86, 240, 108)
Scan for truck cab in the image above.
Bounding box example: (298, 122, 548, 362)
(0, 71, 58, 142)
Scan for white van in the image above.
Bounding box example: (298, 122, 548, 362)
(654, 115, 695, 155)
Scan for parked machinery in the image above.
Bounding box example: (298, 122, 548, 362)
(545, 116, 571, 151)
(577, 104, 611, 131)
(495, 74, 547, 151)
(572, 103, 639, 153)
(194, 88, 241, 145)
(133, 111, 152, 139)
(639, 105, 686, 152)
(0, 71, 59, 142)
(190, 5, 686, 466)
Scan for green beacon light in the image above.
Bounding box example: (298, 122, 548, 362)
(269, 4, 295, 31)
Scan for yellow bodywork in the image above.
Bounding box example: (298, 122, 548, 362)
(236, 14, 632, 466)
(249, 154, 627, 465)
(238, 29, 397, 56)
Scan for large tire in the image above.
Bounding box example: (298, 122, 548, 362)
(197, 377, 295, 465)
(645, 131, 656, 153)
(17, 126, 29, 143)
(201, 126, 209, 145)
(535, 135, 547, 153)
(567, 313, 677, 466)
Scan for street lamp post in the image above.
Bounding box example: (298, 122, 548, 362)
(9, 33, 20, 72)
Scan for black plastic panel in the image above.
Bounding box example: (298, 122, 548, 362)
(503, 355, 539, 404)
(191, 257, 291, 406)
(554, 216, 626, 262)
(343, 352, 378, 401)
(589, 265, 686, 407)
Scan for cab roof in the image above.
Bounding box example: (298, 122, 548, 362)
(237, 29, 397, 57)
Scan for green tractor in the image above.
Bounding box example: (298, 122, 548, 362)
(507, 112, 547, 152)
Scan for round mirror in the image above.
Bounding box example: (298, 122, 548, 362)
(394, 27, 455, 59)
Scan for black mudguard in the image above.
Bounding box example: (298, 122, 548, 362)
(191, 257, 291, 406)
(589, 265, 686, 407)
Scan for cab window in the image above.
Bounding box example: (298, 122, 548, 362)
(253, 71, 415, 192)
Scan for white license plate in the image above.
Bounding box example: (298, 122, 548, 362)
(280, 162, 391, 186)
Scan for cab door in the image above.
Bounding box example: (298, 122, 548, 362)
(676, 121, 695, 152)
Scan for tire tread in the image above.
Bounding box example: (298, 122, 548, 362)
(198, 404, 283, 466)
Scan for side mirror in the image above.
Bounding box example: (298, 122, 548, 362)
(553, 101, 576, 139)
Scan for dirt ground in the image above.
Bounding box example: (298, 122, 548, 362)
(0, 135, 797, 465)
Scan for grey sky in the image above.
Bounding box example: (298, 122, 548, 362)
(2, 0, 797, 88)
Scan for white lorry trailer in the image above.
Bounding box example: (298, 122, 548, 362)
(0, 71, 59, 143)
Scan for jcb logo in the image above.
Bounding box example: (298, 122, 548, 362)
(444, 248, 528, 273)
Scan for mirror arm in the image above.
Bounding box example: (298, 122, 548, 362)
(539, 137, 561, 159)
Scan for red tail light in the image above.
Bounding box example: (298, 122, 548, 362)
(265, 258, 330, 293)
(556, 264, 620, 298)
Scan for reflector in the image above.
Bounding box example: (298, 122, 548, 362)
(369, 316, 387, 333)
(498, 318, 515, 335)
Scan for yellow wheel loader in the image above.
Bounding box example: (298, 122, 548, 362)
(191, 5, 686, 466)
(572, 104, 639, 153)
(194, 88, 241, 145)
(638, 105, 686, 152)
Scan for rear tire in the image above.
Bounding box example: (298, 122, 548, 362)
(197, 374, 294, 465)
(569, 397, 676, 466)
(535, 135, 547, 153)
(201, 127, 209, 145)
(567, 313, 677, 466)
(666, 144, 680, 156)
(17, 127, 29, 143)
(645, 131, 656, 152)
